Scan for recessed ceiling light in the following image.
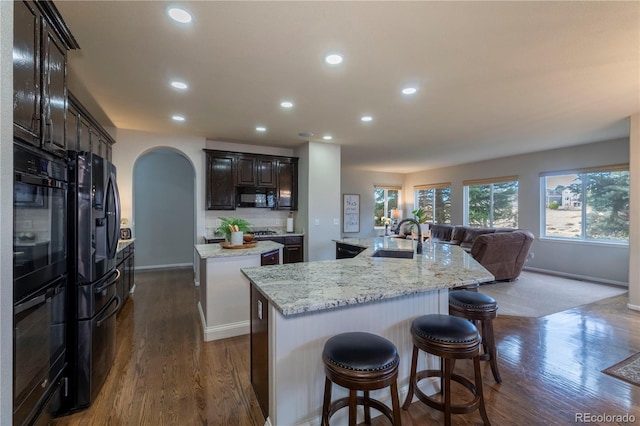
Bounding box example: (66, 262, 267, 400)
(280, 101, 294, 108)
(323, 135, 333, 140)
(168, 7, 192, 24)
(256, 126, 267, 132)
(172, 115, 185, 122)
(361, 116, 373, 122)
(402, 87, 418, 95)
(298, 132, 313, 138)
(171, 81, 188, 90)
(325, 54, 343, 65)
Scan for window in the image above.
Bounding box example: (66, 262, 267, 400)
(414, 183, 451, 224)
(374, 186, 400, 226)
(542, 166, 629, 242)
(464, 176, 518, 227)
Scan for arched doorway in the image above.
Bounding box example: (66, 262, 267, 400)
(133, 149, 195, 269)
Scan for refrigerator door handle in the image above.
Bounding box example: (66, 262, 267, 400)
(96, 295, 121, 328)
(93, 269, 120, 294)
(105, 169, 121, 260)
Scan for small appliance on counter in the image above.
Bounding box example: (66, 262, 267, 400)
(286, 212, 294, 233)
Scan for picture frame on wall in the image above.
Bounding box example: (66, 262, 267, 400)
(343, 193, 360, 233)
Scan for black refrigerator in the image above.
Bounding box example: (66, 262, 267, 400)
(63, 149, 121, 413)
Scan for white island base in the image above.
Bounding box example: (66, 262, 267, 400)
(265, 288, 447, 426)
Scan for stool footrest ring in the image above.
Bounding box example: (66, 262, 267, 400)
(413, 369, 482, 415)
(327, 395, 395, 424)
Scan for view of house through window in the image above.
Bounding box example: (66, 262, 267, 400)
(414, 183, 451, 224)
(464, 177, 518, 227)
(543, 167, 629, 242)
(374, 186, 400, 227)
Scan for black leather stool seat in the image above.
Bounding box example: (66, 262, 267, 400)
(449, 291, 497, 311)
(449, 290, 502, 383)
(321, 332, 402, 426)
(412, 314, 480, 345)
(403, 314, 491, 426)
(323, 332, 398, 371)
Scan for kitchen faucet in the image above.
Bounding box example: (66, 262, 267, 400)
(395, 218, 423, 254)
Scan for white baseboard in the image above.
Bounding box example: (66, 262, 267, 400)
(135, 262, 192, 271)
(129, 283, 135, 294)
(628, 303, 640, 311)
(197, 302, 250, 341)
(523, 266, 628, 287)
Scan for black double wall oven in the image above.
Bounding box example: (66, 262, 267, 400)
(13, 143, 68, 426)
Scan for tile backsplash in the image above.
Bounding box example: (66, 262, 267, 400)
(205, 209, 294, 237)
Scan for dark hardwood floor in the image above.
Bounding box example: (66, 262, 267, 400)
(54, 268, 640, 425)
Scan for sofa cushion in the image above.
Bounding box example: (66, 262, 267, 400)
(460, 227, 496, 250)
(430, 224, 454, 242)
(471, 230, 534, 281)
(450, 226, 469, 245)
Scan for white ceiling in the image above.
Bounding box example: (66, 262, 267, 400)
(56, 1, 639, 174)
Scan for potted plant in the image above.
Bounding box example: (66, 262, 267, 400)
(217, 217, 252, 244)
(411, 207, 430, 239)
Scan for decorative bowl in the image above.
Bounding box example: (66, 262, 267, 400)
(243, 233, 255, 243)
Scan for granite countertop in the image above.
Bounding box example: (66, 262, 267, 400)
(241, 236, 494, 317)
(196, 240, 283, 259)
(117, 239, 135, 252)
(204, 231, 305, 241)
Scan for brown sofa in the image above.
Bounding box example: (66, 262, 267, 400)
(398, 223, 534, 281)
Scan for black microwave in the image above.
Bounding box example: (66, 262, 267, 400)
(237, 187, 275, 208)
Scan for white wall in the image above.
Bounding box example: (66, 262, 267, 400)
(296, 142, 341, 261)
(341, 169, 405, 238)
(111, 128, 207, 253)
(0, 0, 13, 418)
(629, 113, 640, 309)
(133, 150, 194, 268)
(400, 138, 630, 284)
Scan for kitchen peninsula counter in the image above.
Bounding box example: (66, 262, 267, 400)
(195, 241, 284, 342)
(240, 237, 494, 425)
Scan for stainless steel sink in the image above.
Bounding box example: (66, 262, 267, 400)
(371, 249, 414, 259)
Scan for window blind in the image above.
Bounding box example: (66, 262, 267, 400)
(374, 184, 402, 190)
(539, 164, 628, 177)
(414, 182, 451, 190)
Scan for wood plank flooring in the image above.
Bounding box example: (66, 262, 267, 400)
(54, 268, 640, 425)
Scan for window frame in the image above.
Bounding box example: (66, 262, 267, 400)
(414, 182, 451, 224)
(463, 176, 519, 228)
(373, 185, 401, 228)
(540, 165, 629, 245)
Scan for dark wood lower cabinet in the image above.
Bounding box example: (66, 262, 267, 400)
(336, 242, 366, 259)
(260, 249, 280, 266)
(250, 284, 269, 418)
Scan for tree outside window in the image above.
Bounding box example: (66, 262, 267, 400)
(374, 187, 399, 226)
(543, 169, 628, 242)
(465, 179, 518, 228)
(414, 185, 451, 224)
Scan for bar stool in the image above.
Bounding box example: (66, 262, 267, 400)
(449, 290, 502, 383)
(402, 314, 490, 426)
(321, 332, 402, 426)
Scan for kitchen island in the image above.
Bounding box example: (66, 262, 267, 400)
(241, 237, 494, 425)
(195, 240, 283, 341)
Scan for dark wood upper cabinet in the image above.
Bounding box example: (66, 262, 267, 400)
(204, 150, 297, 211)
(205, 150, 236, 210)
(257, 158, 276, 187)
(13, 0, 79, 157)
(68, 93, 115, 160)
(236, 155, 257, 186)
(276, 158, 298, 211)
(13, 1, 41, 146)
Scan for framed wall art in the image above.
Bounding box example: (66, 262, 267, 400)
(342, 193, 360, 233)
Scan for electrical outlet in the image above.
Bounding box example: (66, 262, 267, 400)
(314, 219, 320, 226)
(333, 218, 339, 225)
(528, 252, 534, 260)
(21, 220, 33, 229)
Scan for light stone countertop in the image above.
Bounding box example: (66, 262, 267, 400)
(241, 236, 494, 316)
(195, 240, 283, 259)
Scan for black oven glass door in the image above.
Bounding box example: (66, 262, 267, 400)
(13, 276, 66, 426)
(14, 145, 67, 302)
